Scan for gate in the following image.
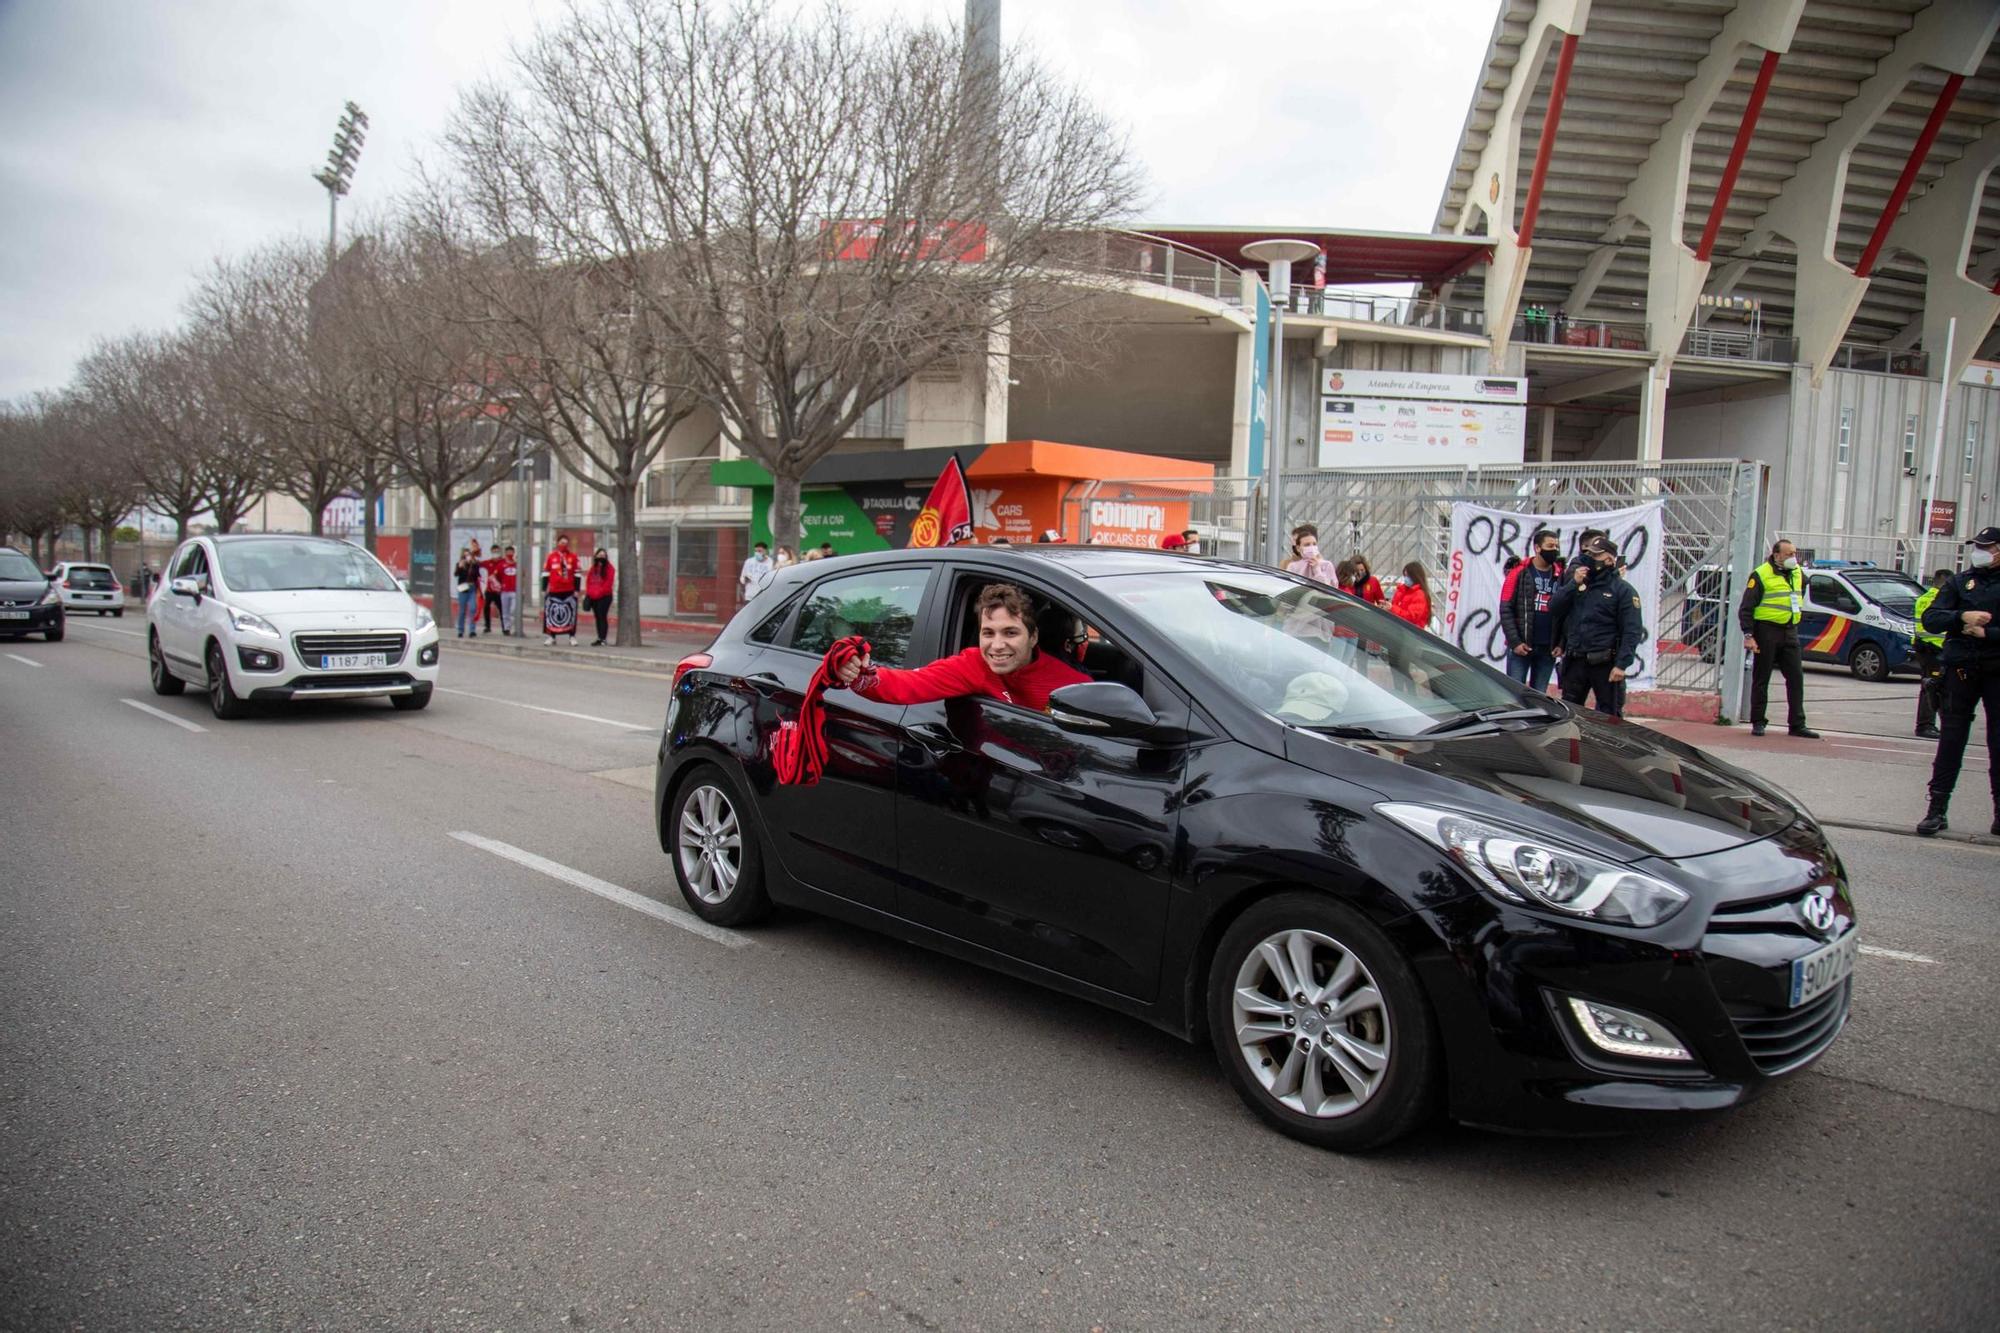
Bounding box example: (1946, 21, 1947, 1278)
(1277, 461, 1766, 718)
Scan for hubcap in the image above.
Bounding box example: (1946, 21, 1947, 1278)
(677, 784, 743, 904)
(210, 649, 226, 706)
(1231, 928, 1390, 1119)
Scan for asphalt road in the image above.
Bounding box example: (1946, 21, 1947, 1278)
(3, 618, 1997, 1331)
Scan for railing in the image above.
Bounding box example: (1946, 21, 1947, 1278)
(1294, 288, 1488, 334)
(1102, 232, 1242, 304)
(1830, 343, 1929, 377)
(641, 454, 740, 514)
(1513, 315, 1649, 351)
(1680, 328, 1799, 364)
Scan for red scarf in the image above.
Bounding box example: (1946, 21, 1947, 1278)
(771, 636, 871, 786)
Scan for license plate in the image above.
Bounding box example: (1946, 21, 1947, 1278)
(0, 610, 27, 620)
(321, 652, 387, 670)
(1789, 932, 1859, 1007)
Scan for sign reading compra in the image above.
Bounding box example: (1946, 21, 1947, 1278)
(1318, 370, 1527, 469)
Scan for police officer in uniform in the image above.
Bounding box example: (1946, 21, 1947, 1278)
(1916, 526, 2000, 837)
(1550, 539, 1645, 718)
(1911, 568, 1951, 740)
(1737, 537, 1819, 738)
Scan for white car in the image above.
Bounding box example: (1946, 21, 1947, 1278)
(147, 533, 441, 719)
(46, 561, 126, 616)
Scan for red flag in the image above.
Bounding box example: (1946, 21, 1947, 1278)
(907, 456, 974, 548)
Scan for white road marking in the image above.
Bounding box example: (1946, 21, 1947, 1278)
(1859, 944, 1939, 965)
(434, 686, 654, 732)
(120, 698, 207, 733)
(67, 620, 145, 638)
(449, 831, 749, 949)
(4, 653, 42, 667)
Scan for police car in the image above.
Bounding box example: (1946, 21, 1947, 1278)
(1796, 561, 1924, 682)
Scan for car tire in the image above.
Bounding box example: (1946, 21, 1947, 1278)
(1206, 891, 1439, 1152)
(205, 641, 249, 720)
(148, 632, 185, 695)
(391, 684, 434, 711)
(45, 623, 63, 642)
(112, 609, 124, 618)
(667, 763, 771, 927)
(1848, 642, 1887, 683)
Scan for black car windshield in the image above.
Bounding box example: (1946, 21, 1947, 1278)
(0, 553, 43, 581)
(1103, 569, 1542, 738)
(216, 539, 399, 593)
(1846, 571, 1921, 616)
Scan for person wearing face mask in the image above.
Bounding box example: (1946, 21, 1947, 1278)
(1549, 540, 1644, 718)
(1737, 538, 1818, 739)
(1500, 528, 1565, 689)
(1283, 524, 1337, 583)
(1911, 568, 1953, 740)
(1915, 525, 2000, 836)
(1343, 555, 1384, 608)
(583, 547, 616, 646)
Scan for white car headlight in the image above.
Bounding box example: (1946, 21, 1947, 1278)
(39, 583, 61, 605)
(226, 605, 281, 638)
(1376, 803, 1690, 928)
(414, 603, 435, 632)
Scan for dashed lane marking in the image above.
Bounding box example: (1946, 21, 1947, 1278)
(1859, 945, 1939, 965)
(120, 698, 207, 733)
(434, 687, 654, 732)
(68, 621, 145, 638)
(4, 653, 43, 667)
(449, 831, 750, 949)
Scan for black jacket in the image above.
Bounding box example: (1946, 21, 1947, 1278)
(1920, 565, 2000, 666)
(1550, 563, 1646, 670)
(1500, 556, 1564, 650)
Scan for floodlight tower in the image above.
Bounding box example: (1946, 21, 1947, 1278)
(312, 101, 369, 268)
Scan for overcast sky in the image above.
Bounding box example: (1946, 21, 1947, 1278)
(0, 0, 1498, 399)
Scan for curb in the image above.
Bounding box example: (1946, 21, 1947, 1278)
(1817, 816, 2000, 849)
(444, 637, 688, 675)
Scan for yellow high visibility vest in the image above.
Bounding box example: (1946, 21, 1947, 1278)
(1751, 562, 1802, 625)
(1914, 586, 1945, 648)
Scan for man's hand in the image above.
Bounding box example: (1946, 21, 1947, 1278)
(1745, 634, 1758, 654)
(1513, 642, 1531, 656)
(1964, 610, 1993, 628)
(1609, 666, 1627, 683)
(835, 650, 872, 687)
(1572, 564, 1590, 585)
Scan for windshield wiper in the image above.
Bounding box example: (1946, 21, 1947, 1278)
(1301, 723, 1403, 740)
(1418, 703, 1565, 737)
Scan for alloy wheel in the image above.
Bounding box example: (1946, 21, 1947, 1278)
(150, 638, 165, 686)
(209, 645, 227, 712)
(1231, 928, 1391, 1118)
(677, 783, 743, 904)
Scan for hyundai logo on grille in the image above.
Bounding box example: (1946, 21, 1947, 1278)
(1800, 887, 1838, 936)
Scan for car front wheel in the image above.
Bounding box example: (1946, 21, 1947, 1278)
(1848, 642, 1887, 682)
(206, 641, 249, 720)
(391, 684, 434, 711)
(667, 763, 771, 927)
(1207, 892, 1439, 1152)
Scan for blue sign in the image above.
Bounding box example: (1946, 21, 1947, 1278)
(1248, 278, 1271, 476)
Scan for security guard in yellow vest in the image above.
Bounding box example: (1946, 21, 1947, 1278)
(1912, 569, 1951, 739)
(1737, 538, 1819, 738)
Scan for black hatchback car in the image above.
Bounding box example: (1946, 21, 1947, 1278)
(0, 547, 64, 641)
(656, 547, 1857, 1151)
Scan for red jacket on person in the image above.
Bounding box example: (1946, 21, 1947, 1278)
(849, 646, 1089, 713)
(1343, 574, 1384, 607)
(1390, 582, 1431, 629)
(485, 555, 517, 594)
(584, 561, 615, 600)
(544, 549, 580, 595)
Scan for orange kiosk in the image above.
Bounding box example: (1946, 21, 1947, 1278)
(964, 441, 1215, 547)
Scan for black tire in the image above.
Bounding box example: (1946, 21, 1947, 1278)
(391, 684, 434, 711)
(1206, 891, 1439, 1152)
(112, 609, 123, 618)
(206, 640, 249, 720)
(1848, 642, 1887, 683)
(149, 631, 185, 695)
(44, 623, 63, 642)
(666, 762, 772, 927)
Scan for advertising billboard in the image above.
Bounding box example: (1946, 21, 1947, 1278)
(1318, 370, 1527, 468)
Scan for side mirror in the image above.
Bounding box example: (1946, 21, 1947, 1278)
(1049, 681, 1160, 739)
(169, 576, 203, 601)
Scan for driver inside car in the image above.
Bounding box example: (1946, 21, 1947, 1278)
(834, 582, 1089, 713)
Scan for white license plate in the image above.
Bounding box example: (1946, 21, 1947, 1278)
(0, 610, 28, 620)
(1789, 932, 1859, 1007)
(321, 652, 387, 670)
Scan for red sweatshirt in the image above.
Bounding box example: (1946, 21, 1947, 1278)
(584, 560, 615, 600)
(849, 646, 1090, 713)
(544, 549, 580, 595)
(1390, 582, 1431, 628)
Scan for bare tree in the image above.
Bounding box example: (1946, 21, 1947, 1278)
(43, 390, 144, 562)
(331, 222, 514, 609)
(0, 396, 72, 563)
(447, 0, 1141, 549)
(78, 333, 211, 542)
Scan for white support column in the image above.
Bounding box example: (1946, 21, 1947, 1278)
(1230, 323, 1255, 478)
(1563, 239, 1626, 316)
(1451, 0, 1593, 370)
(1618, 0, 1805, 367)
(1749, 0, 1999, 386)
(1884, 136, 2000, 390)
(1538, 405, 1557, 463)
(1635, 360, 1671, 462)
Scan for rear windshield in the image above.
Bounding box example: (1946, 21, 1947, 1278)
(66, 567, 116, 588)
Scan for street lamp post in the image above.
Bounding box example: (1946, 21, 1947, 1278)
(312, 101, 369, 270)
(1241, 238, 1322, 565)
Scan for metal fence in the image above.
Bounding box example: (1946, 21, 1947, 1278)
(1276, 460, 1765, 714)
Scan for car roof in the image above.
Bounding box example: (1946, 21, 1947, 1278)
(795, 545, 1244, 579)
(207, 533, 355, 544)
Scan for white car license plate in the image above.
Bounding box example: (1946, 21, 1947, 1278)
(0, 610, 28, 620)
(1789, 932, 1859, 1008)
(322, 652, 387, 670)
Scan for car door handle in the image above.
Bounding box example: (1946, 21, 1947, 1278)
(743, 671, 785, 695)
(907, 722, 961, 758)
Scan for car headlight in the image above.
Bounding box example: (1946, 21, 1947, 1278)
(38, 584, 61, 605)
(225, 605, 281, 638)
(414, 603, 435, 632)
(1376, 803, 1689, 927)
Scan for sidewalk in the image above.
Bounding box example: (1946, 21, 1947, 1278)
(1649, 718, 2000, 848)
(444, 627, 715, 674)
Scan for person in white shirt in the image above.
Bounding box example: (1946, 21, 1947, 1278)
(738, 541, 775, 603)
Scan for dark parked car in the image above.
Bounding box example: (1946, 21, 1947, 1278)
(0, 547, 64, 641)
(656, 547, 1857, 1151)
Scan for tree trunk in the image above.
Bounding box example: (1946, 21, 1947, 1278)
(362, 488, 378, 553)
(431, 504, 454, 617)
(82, 529, 96, 561)
(175, 511, 193, 542)
(612, 481, 642, 647)
(769, 469, 803, 554)
(99, 524, 116, 566)
(29, 533, 44, 566)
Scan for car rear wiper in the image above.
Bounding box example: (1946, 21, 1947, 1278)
(1417, 704, 1565, 737)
